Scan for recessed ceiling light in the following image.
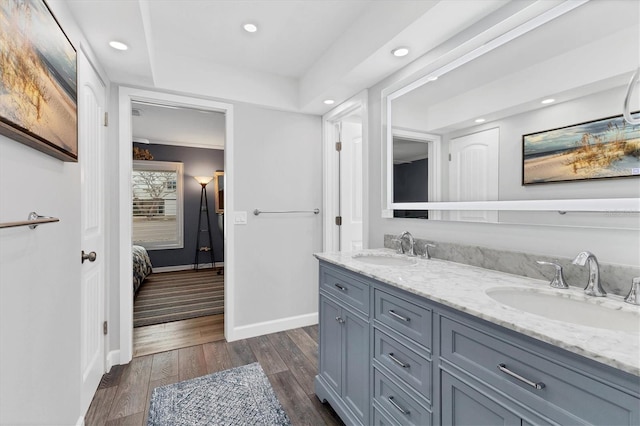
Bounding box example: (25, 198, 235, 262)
(243, 23, 258, 33)
(541, 98, 555, 104)
(324, 99, 335, 105)
(391, 47, 409, 57)
(109, 41, 128, 51)
(475, 118, 486, 123)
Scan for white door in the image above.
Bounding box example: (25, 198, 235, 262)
(339, 120, 363, 251)
(449, 128, 499, 222)
(78, 50, 106, 415)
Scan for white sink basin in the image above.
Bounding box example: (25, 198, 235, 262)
(486, 287, 640, 333)
(352, 253, 417, 267)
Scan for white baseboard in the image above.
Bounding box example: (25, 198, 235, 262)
(76, 415, 85, 426)
(106, 349, 121, 370)
(152, 262, 224, 273)
(227, 312, 318, 342)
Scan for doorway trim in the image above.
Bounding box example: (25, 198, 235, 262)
(322, 90, 368, 252)
(117, 87, 234, 363)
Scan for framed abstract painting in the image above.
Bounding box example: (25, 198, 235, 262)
(0, 0, 77, 161)
(523, 112, 640, 185)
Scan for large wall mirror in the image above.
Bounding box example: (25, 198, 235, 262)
(383, 0, 640, 228)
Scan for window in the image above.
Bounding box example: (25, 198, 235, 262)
(132, 160, 184, 249)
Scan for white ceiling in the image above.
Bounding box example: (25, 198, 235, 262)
(62, 0, 508, 114)
(131, 101, 225, 149)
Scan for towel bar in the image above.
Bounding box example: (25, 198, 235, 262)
(0, 212, 59, 230)
(253, 208, 320, 216)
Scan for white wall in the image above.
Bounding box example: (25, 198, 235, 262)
(232, 103, 322, 333)
(0, 137, 81, 425)
(0, 1, 109, 423)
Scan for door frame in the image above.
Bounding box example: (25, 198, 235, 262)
(117, 87, 234, 363)
(322, 90, 368, 252)
(388, 128, 442, 220)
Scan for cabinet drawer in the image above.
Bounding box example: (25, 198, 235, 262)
(374, 289, 431, 349)
(372, 406, 397, 426)
(373, 328, 431, 404)
(440, 316, 639, 426)
(320, 266, 370, 314)
(373, 368, 432, 426)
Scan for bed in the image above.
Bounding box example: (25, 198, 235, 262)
(133, 245, 153, 294)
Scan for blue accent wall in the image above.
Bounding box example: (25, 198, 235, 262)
(133, 143, 224, 268)
(394, 158, 429, 219)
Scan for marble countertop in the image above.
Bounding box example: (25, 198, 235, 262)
(315, 248, 640, 377)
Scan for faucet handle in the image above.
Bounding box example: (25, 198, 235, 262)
(536, 261, 569, 289)
(421, 243, 436, 259)
(624, 277, 640, 305)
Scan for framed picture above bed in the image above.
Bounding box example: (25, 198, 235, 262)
(0, 0, 78, 161)
(522, 112, 640, 185)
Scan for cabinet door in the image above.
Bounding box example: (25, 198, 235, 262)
(319, 296, 342, 394)
(441, 371, 520, 426)
(342, 308, 370, 425)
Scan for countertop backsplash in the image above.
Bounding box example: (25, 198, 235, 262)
(384, 234, 640, 297)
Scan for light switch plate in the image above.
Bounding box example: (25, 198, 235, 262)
(234, 211, 247, 225)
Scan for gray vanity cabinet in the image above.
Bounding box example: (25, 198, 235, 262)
(316, 264, 371, 426)
(316, 261, 640, 426)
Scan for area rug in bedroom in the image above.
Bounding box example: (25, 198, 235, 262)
(134, 269, 223, 327)
(147, 363, 291, 426)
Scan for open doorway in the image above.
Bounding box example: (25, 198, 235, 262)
(322, 91, 368, 252)
(117, 87, 235, 364)
(129, 101, 225, 356)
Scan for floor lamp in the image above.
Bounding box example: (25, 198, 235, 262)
(193, 176, 215, 271)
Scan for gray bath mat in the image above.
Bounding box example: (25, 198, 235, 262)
(147, 362, 291, 425)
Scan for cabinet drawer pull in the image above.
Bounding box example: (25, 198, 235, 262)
(388, 309, 410, 322)
(388, 396, 410, 415)
(388, 352, 410, 368)
(334, 283, 347, 291)
(335, 316, 345, 324)
(497, 363, 545, 390)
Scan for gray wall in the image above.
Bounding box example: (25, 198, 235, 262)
(133, 142, 224, 268)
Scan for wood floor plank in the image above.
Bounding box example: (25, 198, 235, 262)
(227, 339, 258, 367)
(98, 364, 126, 390)
(150, 350, 178, 382)
(268, 370, 326, 426)
(303, 324, 318, 342)
(178, 345, 208, 381)
(267, 331, 317, 395)
(133, 314, 224, 357)
(286, 327, 319, 367)
(202, 340, 233, 374)
(107, 356, 153, 421)
(247, 335, 288, 375)
(105, 412, 145, 426)
(85, 386, 117, 426)
(308, 394, 345, 426)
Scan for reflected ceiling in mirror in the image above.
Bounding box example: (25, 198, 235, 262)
(385, 0, 640, 226)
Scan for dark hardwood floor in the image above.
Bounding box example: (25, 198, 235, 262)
(85, 325, 344, 426)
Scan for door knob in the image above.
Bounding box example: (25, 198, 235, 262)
(81, 250, 97, 263)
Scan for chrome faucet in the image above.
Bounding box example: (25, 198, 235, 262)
(572, 251, 606, 297)
(397, 231, 416, 256)
(536, 261, 569, 289)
